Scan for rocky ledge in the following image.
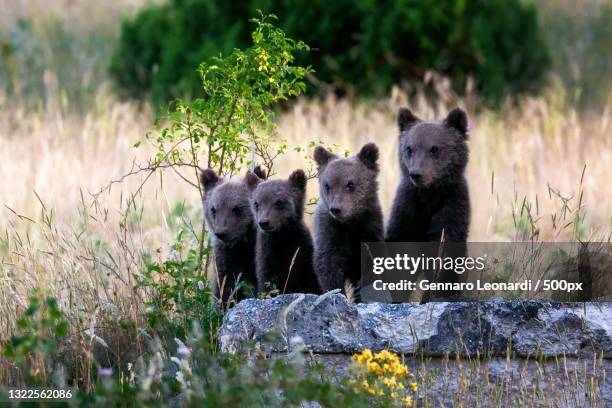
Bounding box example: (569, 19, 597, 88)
(220, 293, 612, 358)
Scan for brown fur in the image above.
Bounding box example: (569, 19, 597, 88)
(200, 166, 266, 305)
(386, 108, 471, 301)
(313, 143, 384, 300)
(246, 169, 320, 295)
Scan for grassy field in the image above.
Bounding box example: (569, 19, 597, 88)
(2, 84, 610, 240)
(2, 82, 610, 328)
(0, 0, 611, 403)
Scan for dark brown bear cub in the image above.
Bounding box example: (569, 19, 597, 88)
(200, 166, 266, 305)
(313, 143, 384, 299)
(246, 169, 320, 295)
(386, 107, 470, 300)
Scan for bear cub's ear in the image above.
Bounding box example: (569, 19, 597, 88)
(252, 165, 268, 180)
(313, 146, 338, 168)
(200, 169, 220, 191)
(288, 169, 307, 192)
(357, 143, 379, 171)
(444, 108, 468, 136)
(398, 107, 420, 132)
(245, 169, 263, 192)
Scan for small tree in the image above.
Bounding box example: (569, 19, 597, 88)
(102, 14, 312, 274)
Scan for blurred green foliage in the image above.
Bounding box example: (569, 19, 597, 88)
(2, 1, 611, 111)
(3, 290, 68, 385)
(0, 17, 115, 111)
(110, 1, 258, 104)
(138, 229, 221, 343)
(539, 0, 612, 108)
(110, 0, 551, 106)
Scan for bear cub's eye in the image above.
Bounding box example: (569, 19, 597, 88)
(324, 183, 330, 193)
(210, 206, 217, 217)
(429, 146, 439, 157)
(406, 146, 413, 157)
(274, 200, 284, 209)
(253, 202, 259, 211)
(346, 181, 355, 192)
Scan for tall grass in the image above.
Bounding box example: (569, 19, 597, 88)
(0, 0, 610, 397)
(2, 84, 610, 241)
(276, 85, 611, 241)
(1, 84, 610, 325)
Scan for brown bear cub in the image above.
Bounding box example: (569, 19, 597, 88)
(313, 143, 384, 299)
(386, 107, 470, 300)
(200, 166, 266, 305)
(246, 169, 320, 295)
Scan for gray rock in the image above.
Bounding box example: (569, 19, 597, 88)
(220, 293, 612, 358)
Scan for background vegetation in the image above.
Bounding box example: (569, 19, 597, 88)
(109, 0, 551, 106)
(0, 0, 611, 405)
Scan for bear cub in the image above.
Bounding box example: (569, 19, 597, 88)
(246, 169, 320, 295)
(386, 108, 470, 300)
(386, 107, 470, 242)
(313, 143, 384, 298)
(200, 166, 266, 305)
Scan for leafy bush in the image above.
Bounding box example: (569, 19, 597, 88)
(0, 289, 382, 407)
(2, 290, 68, 385)
(110, 0, 258, 104)
(76, 339, 371, 407)
(110, 0, 551, 106)
(134, 13, 311, 273)
(138, 229, 222, 344)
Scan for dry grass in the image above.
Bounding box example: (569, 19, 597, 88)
(276, 87, 612, 241)
(2, 87, 610, 242)
(1, 86, 610, 327)
(0, 0, 149, 29)
(0, 0, 611, 394)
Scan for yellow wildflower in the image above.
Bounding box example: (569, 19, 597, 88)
(350, 348, 418, 403)
(352, 348, 373, 365)
(366, 361, 382, 375)
(383, 376, 398, 388)
(374, 349, 393, 362)
(256, 50, 270, 72)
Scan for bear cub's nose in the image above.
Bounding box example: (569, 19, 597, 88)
(258, 220, 271, 230)
(215, 232, 228, 241)
(329, 207, 341, 216)
(409, 173, 423, 183)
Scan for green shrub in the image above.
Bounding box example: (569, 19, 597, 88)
(138, 229, 222, 344)
(539, 0, 612, 108)
(110, 0, 551, 106)
(76, 342, 369, 407)
(110, 0, 257, 104)
(2, 290, 68, 385)
(0, 16, 115, 111)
